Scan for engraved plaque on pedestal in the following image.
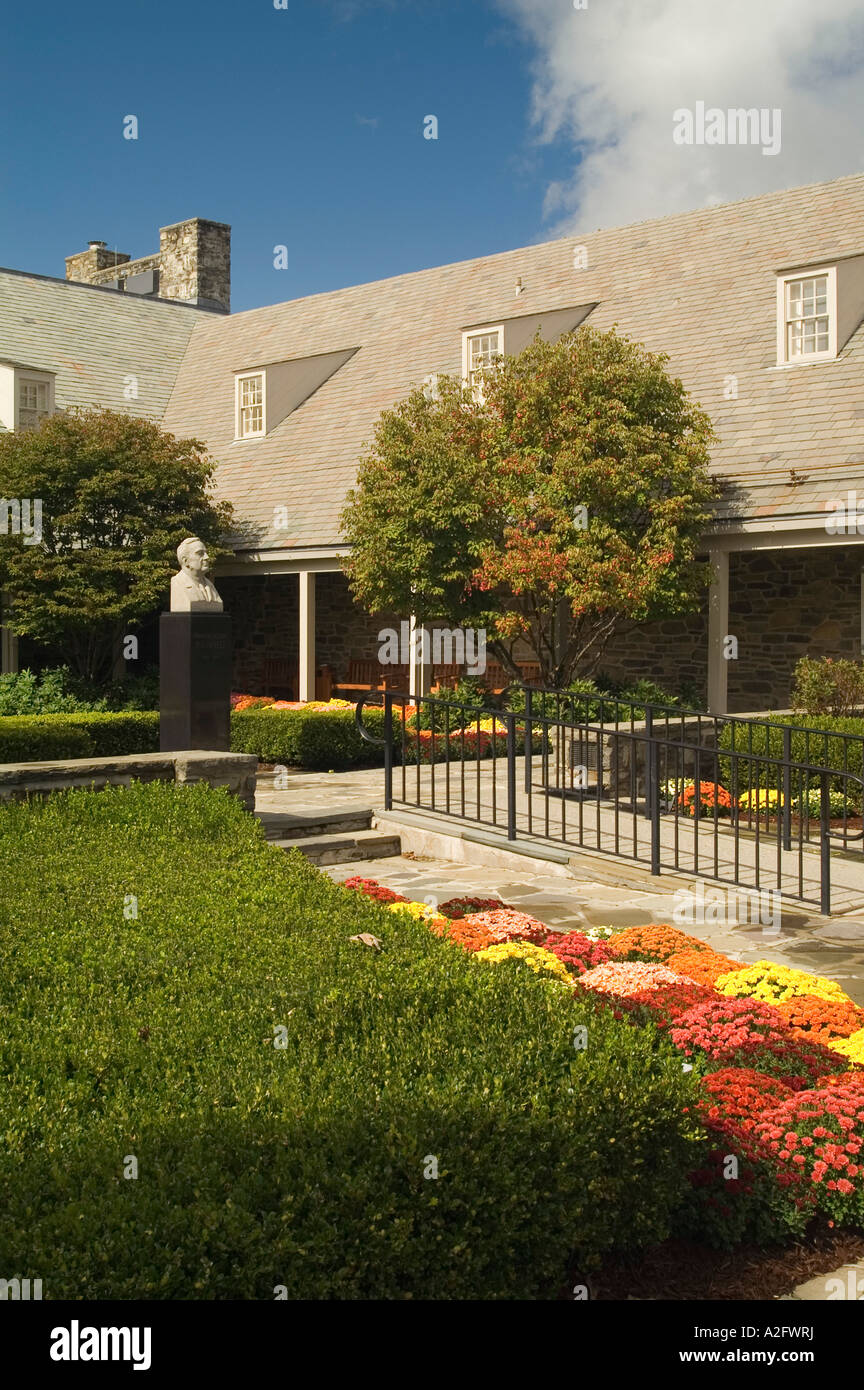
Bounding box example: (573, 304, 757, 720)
(159, 612, 232, 751)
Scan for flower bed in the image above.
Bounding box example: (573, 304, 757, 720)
(399, 723, 545, 765)
(341, 879, 864, 1250)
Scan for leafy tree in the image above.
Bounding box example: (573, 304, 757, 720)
(342, 326, 717, 687)
(0, 408, 233, 683)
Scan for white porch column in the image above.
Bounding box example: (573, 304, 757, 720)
(1, 591, 18, 674)
(408, 614, 431, 698)
(707, 548, 729, 715)
(298, 571, 316, 702)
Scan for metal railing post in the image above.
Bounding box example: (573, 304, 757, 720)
(820, 769, 831, 916)
(782, 725, 792, 852)
(506, 711, 517, 840)
(644, 706, 654, 818)
(384, 692, 393, 811)
(524, 685, 533, 794)
(649, 734, 661, 874)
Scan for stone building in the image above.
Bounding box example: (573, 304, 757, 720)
(2, 174, 864, 712)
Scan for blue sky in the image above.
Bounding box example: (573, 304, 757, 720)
(2, 0, 863, 312)
(0, 0, 572, 311)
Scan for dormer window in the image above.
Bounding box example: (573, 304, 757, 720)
(236, 372, 265, 438)
(0, 366, 56, 432)
(463, 328, 502, 391)
(776, 266, 837, 364)
(18, 378, 52, 429)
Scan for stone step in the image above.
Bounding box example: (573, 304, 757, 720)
(256, 807, 373, 840)
(272, 829, 402, 866)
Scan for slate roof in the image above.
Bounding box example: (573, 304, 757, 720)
(0, 269, 212, 424)
(160, 171, 864, 555)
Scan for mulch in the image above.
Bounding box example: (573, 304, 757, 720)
(569, 1224, 864, 1300)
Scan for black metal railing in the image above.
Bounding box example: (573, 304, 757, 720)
(355, 687, 864, 913)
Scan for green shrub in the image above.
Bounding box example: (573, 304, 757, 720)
(230, 704, 395, 769)
(83, 667, 161, 712)
(0, 712, 159, 762)
(716, 715, 864, 805)
(0, 666, 102, 715)
(0, 781, 702, 1299)
(413, 677, 491, 731)
(791, 655, 864, 718)
(0, 665, 161, 715)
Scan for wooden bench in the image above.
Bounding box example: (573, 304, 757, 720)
(332, 660, 409, 693)
(262, 660, 335, 702)
(431, 660, 544, 695)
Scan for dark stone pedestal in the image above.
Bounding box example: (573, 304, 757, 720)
(159, 613, 232, 752)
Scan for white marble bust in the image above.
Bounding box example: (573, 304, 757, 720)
(170, 537, 223, 612)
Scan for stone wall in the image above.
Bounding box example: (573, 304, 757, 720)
(220, 571, 400, 695)
(219, 574, 298, 692)
(222, 548, 862, 711)
(0, 751, 258, 811)
(600, 547, 863, 712)
(79, 253, 161, 289)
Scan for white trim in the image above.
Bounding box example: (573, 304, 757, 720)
(775, 264, 837, 366)
(461, 324, 504, 392)
(216, 550, 348, 577)
(234, 370, 267, 439)
(14, 370, 54, 430)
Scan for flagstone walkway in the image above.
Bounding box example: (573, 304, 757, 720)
(255, 766, 864, 1008)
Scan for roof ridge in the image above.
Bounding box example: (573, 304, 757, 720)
(0, 265, 221, 314)
(223, 169, 864, 322)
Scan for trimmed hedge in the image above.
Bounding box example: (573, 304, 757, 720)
(0, 781, 702, 1299)
(0, 711, 159, 762)
(717, 715, 864, 803)
(230, 705, 396, 770)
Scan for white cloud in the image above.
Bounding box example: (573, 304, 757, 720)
(497, 0, 864, 234)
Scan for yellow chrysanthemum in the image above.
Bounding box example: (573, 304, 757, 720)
(715, 960, 851, 1006)
(474, 941, 572, 983)
(828, 1028, 864, 1066)
(738, 788, 784, 811)
(388, 900, 441, 922)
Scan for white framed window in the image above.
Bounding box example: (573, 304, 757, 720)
(462, 326, 503, 397)
(776, 267, 837, 365)
(236, 372, 265, 438)
(16, 375, 53, 430)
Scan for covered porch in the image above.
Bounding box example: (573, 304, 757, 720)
(706, 519, 864, 715)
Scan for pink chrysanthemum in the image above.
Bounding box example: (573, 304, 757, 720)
(459, 909, 548, 945)
(578, 961, 698, 998)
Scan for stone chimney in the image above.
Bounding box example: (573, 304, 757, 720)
(157, 219, 230, 312)
(64, 218, 230, 313)
(65, 241, 130, 282)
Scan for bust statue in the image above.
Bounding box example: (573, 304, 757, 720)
(170, 537, 223, 612)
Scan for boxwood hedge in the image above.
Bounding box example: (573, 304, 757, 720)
(0, 781, 702, 1299)
(0, 707, 382, 769)
(230, 705, 395, 770)
(717, 715, 864, 802)
(0, 711, 159, 762)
